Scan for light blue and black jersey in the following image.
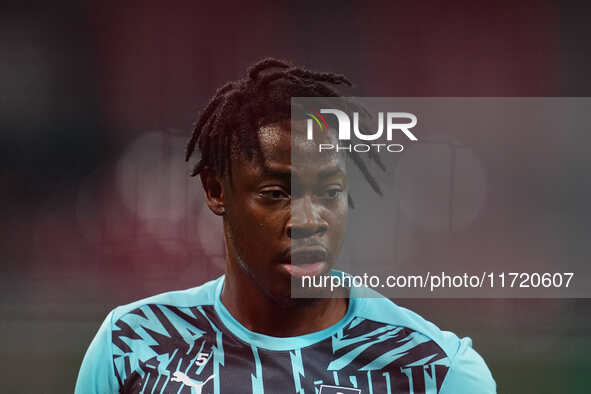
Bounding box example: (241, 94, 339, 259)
(76, 274, 496, 393)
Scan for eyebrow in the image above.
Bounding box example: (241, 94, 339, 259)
(259, 166, 291, 181)
(317, 167, 345, 179)
(258, 164, 345, 182)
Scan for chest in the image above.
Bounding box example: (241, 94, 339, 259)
(117, 334, 449, 394)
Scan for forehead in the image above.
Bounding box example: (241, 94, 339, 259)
(256, 121, 346, 176)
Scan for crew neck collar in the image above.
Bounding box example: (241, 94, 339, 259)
(212, 272, 358, 351)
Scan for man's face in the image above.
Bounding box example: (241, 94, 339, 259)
(219, 121, 348, 301)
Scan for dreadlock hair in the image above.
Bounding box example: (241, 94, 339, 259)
(185, 58, 385, 207)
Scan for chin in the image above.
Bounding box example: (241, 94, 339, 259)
(269, 291, 321, 309)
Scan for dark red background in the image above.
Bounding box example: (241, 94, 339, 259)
(1, 1, 589, 392)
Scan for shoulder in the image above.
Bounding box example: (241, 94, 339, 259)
(75, 277, 223, 393)
(110, 275, 222, 323)
(352, 289, 460, 357)
(351, 288, 496, 393)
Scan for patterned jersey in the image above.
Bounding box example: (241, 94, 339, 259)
(75, 274, 496, 394)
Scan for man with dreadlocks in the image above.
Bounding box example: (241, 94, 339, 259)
(76, 58, 496, 394)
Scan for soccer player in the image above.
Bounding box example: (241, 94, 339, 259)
(75, 58, 496, 393)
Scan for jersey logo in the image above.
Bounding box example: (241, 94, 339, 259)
(171, 372, 215, 394)
(318, 384, 361, 394)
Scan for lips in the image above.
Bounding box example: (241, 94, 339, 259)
(287, 247, 328, 266)
(279, 246, 328, 278)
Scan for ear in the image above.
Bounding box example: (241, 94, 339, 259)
(200, 168, 226, 216)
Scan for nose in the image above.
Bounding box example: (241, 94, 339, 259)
(287, 195, 328, 239)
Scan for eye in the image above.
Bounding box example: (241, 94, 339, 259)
(320, 187, 343, 200)
(259, 188, 290, 201)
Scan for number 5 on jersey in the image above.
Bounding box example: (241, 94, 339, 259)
(195, 352, 210, 367)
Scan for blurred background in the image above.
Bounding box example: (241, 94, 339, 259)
(1, 1, 590, 392)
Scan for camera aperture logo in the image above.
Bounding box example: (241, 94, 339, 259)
(306, 109, 418, 153)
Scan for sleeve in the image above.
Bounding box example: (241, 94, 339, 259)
(75, 310, 120, 394)
(439, 337, 496, 394)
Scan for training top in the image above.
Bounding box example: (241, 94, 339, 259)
(75, 274, 496, 394)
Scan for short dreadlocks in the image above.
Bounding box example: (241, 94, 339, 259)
(185, 58, 384, 203)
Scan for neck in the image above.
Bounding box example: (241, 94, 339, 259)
(220, 261, 349, 337)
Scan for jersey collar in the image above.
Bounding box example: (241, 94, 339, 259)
(213, 271, 358, 351)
